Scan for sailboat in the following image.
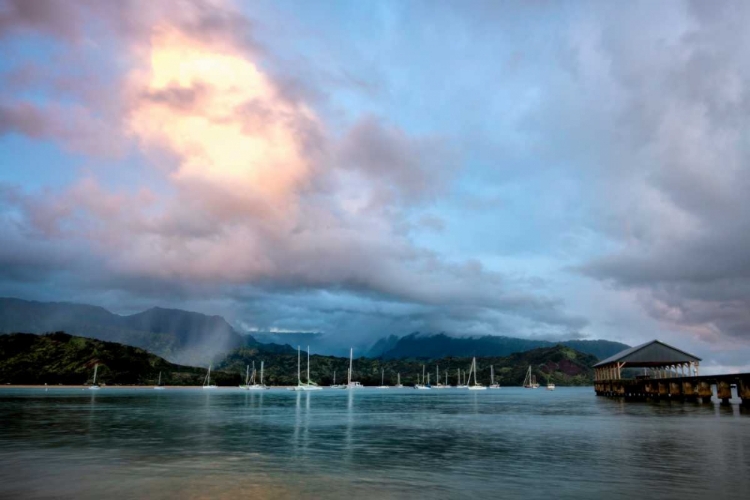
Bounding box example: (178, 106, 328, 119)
(415, 365, 430, 389)
(245, 361, 267, 390)
(456, 368, 468, 389)
(523, 365, 539, 389)
(88, 363, 101, 390)
(330, 370, 344, 389)
(489, 365, 500, 389)
(394, 373, 403, 388)
(546, 374, 555, 391)
(239, 364, 251, 389)
(467, 357, 487, 390)
(433, 365, 448, 389)
(345, 348, 363, 389)
(154, 371, 165, 390)
(203, 365, 218, 389)
(376, 368, 389, 389)
(291, 346, 322, 391)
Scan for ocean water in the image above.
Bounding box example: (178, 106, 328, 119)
(0, 387, 748, 499)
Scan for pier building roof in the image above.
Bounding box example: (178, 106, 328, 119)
(593, 340, 701, 368)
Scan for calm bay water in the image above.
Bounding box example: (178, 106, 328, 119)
(0, 387, 748, 499)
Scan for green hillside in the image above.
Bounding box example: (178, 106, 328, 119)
(218, 344, 597, 386)
(0, 332, 598, 386)
(0, 332, 217, 385)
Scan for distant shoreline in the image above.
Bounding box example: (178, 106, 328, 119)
(0, 384, 297, 390)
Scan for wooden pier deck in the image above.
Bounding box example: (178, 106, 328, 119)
(594, 373, 750, 405)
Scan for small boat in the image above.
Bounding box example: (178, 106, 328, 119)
(203, 364, 218, 389)
(523, 365, 539, 389)
(291, 346, 322, 391)
(394, 373, 404, 388)
(154, 371, 165, 390)
(489, 365, 500, 389)
(344, 348, 363, 389)
(376, 368, 389, 389)
(547, 375, 555, 391)
(467, 357, 486, 390)
(88, 363, 101, 390)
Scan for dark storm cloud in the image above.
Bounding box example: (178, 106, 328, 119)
(568, 1, 750, 342)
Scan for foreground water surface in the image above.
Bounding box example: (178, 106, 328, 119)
(0, 387, 748, 499)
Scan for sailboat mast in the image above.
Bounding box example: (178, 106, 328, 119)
(348, 348, 353, 385)
(333, 370, 336, 385)
(436, 365, 439, 385)
(93, 364, 98, 384)
(307, 346, 311, 384)
(208, 365, 211, 386)
(297, 346, 301, 385)
(398, 373, 400, 385)
(158, 371, 161, 386)
(260, 361, 264, 385)
(381, 368, 384, 386)
(246, 365, 250, 385)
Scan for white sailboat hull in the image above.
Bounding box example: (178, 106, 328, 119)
(291, 384, 322, 391)
(153, 386, 165, 390)
(468, 386, 487, 391)
(88, 386, 100, 390)
(202, 385, 218, 389)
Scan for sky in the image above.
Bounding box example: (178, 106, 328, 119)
(1, 0, 749, 372)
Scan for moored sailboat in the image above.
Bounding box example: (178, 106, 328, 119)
(415, 365, 430, 389)
(246, 361, 268, 390)
(154, 371, 165, 390)
(523, 365, 539, 389)
(291, 346, 322, 391)
(489, 365, 500, 389)
(88, 363, 101, 390)
(345, 348, 363, 389)
(467, 357, 487, 390)
(376, 368, 389, 389)
(394, 373, 403, 388)
(203, 364, 218, 389)
(456, 368, 468, 389)
(330, 370, 344, 389)
(433, 365, 448, 389)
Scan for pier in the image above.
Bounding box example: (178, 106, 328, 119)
(593, 340, 750, 405)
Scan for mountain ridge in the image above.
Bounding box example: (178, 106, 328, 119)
(0, 297, 254, 366)
(368, 332, 629, 360)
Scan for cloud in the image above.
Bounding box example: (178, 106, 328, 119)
(560, 1, 750, 345)
(0, 0, 586, 342)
